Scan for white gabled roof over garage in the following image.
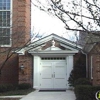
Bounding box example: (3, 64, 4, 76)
(27, 34, 82, 54)
(16, 34, 82, 55)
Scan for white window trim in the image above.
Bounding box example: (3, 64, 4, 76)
(0, 0, 12, 47)
(91, 56, 93, 79)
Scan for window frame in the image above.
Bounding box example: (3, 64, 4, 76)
(0, 0, 12, 47)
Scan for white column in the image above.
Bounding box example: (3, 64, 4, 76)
(33, 56, 40, 89)
(66, 55, 73, 89)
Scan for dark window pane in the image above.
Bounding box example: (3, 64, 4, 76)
(0, 37, 4, 45)
(0, 28, 10, 45)
(7, 29, 10, 36)
(0, 36, 10, 45)
(3, 37, 10, 45)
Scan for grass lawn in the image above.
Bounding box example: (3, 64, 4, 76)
(0, 89, 34, 96)
(0, 89, 35, 100)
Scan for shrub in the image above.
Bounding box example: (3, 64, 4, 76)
(0, 84, 15, 92)
(74, 78, 92, 86)
(75, 85, 100, 100)
(18, 83, 32, 90)
(0, 85, 7, 92)
(68, 54, 86, 86)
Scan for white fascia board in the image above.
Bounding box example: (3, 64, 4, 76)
(28, 44, 46, 51)
(60, 43, 78, 51)
(27, 34, 82, 51)
(15, 49, 25, 55)
(53, 35, 82, 49)
(28, 50, 78, 54)
(29, 35, 53, 48)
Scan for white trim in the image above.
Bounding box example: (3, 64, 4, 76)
(28, 44, 46, 51)
(66, 56, 73, 89)
(33, 56, 41, 89)
(15, 48, 25, 55)
(30, 35, 53, 47)
(29, 34, 82, 50)
(28, 50, 78, 54)
(60, 43, 78, 51)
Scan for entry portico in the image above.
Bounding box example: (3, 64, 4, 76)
(27, 34, 81, 90)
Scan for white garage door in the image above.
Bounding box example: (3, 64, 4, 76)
(39, 57, 67, 90)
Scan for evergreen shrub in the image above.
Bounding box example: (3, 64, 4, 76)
(75, 85, 100, 100)
(18, 83, 32, 90)
(74, 78, 92, 86)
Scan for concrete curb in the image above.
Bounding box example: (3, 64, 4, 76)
(0, 95, 25, 98)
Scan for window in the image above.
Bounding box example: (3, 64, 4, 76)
(41, 57, 66, 60)
(0, 0, 11, 46)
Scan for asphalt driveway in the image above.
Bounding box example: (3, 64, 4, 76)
(20, 90, 76, 100)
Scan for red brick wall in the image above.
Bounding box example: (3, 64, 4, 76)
(18, 53, 33, 85)
(12, 0, 31, 47)
(0, 0, 31, 84)
(0, 53, 18, 84)
(88, 43, 100, 85)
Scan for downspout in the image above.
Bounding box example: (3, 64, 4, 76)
(81, 50, 88, 78)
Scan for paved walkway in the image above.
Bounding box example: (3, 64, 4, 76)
(20, 90, 76, 100)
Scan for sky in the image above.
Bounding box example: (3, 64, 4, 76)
(31, 0, 76, 41)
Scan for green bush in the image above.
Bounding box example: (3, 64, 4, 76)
(0, 84, 15, 92)
(0, 83, 32, 93)
(75, 85, 100, 100)
(68, 54, 86, 86)
(0, 85, 7, 92)
(18, 83, 32, 90)
(74, 78, 92, 86)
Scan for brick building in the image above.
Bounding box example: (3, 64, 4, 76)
(78, 31, 100, 86)
(0, 0, 85, 90)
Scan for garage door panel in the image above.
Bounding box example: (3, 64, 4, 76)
(40, 79, 53, 88)
(54, 79, 66, 88)
(42, 67, 52, 74)
(55, 66, 65, 72)
(41, 74, 52, 79)
(55, 74, 66, 79)
(40, 60, 67, 89)
(54, 63, 66, 73)
(54, 62, 66, 88)
(40, 62, 53, 89)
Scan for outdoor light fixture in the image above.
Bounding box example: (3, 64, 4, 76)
(20, 64, 25, 74)
(20, 64, 24, 70)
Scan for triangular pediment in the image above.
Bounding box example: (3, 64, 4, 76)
(15, 34, 82, 55)
(27, 34, 82, 54)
